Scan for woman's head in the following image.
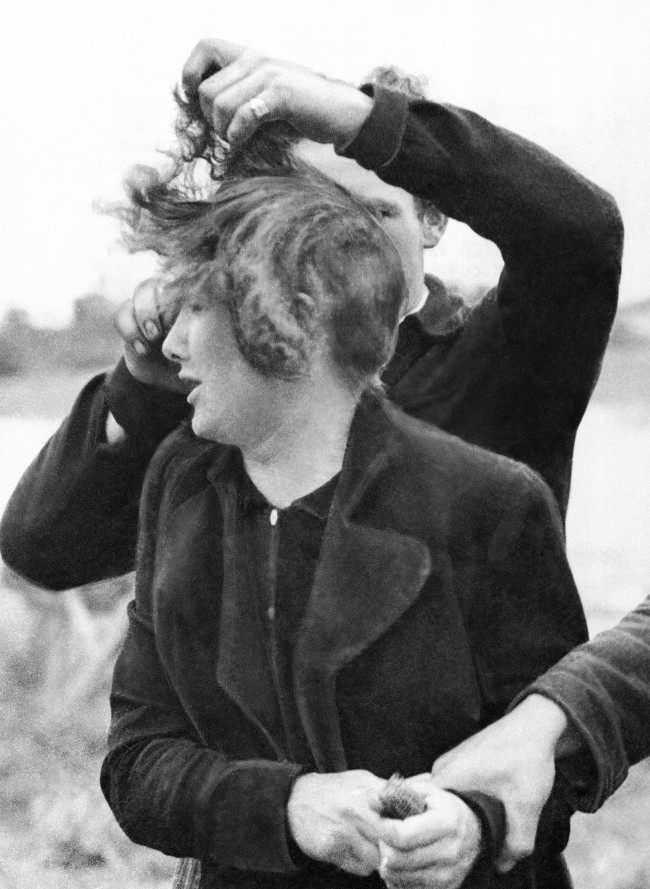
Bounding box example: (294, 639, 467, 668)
(121, 168, 406, 393)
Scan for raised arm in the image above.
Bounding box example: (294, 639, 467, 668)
(346, 84, 623, 354)
(0, 357, 188, 590)
(182, 39, 623, 370)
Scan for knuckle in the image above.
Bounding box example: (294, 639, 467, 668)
(508, 838, 535, 861)
(196, 38, 216, 54)
(197, 79, 213, 100)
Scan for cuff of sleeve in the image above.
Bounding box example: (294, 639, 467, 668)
(447, 789, 506, 876)
(510, 672, 627, 812)
(104, 358, 190, 446)
(338, 85, 409, 170)
(204, 760, 307, 874)
(284, 768, 313, 870)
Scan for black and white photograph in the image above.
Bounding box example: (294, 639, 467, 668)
(0, 2, 648, 888)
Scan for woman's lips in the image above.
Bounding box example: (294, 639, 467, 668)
(185, 381, 201, 404)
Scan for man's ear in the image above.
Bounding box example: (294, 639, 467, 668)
(421, 207, 448, 248)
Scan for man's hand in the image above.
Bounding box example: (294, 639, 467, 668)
(115, 278, 188, 393)
(378, 782, 482, 889)
(286, 770, 384, 877)
(431, 694, 569, 872)
(181, 39, 372, 148)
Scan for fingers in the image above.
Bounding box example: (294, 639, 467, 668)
(114, 279, 163, 355)
(379, 810, 454, 852)
(382, 863, 467, 889)
(182, 38, 247, 95)
(381, 838, 465, 871)
(132, 278, 163, 342)
(198, 69, 282, 144)
(378, 791, 482, 889)
(341, 836, 381, 877)
(114, 299, 147, 355)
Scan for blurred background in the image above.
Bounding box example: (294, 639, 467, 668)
(1, 1, 649, 887)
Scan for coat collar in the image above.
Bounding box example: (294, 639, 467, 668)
(206, 394, 432, 772)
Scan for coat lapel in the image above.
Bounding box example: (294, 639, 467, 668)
(293, 398, 433, 772)
(199, 397, 438, 773)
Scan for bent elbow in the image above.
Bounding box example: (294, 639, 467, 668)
(0, 519, 76, 592)
(581, 187, 625, 269)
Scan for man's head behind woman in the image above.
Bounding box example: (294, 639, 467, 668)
(119, 167, 406, 394)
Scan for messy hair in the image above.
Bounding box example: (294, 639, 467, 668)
(172, 87, 301, 184)
(171, 63, 445, 236)
(115, 167, 405, 390)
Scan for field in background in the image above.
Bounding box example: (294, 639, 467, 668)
(1, 340, 649, 889)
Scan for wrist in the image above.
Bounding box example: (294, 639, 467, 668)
(333, 90, 373, 152)
(338, 86, 409, 169)
(512, 693, 568, 752)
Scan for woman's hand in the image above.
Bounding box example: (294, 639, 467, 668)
(115, 279, 188, 393)
(378, 782, 482, 889)
(286, 770, 384, 876)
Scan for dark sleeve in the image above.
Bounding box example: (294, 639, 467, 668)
(472, 471, 590, 861)
(475, 470, 589, 711)
(515, 594, 650, 812)
(100, 446, 305, 872)
(0, 359, 189, 590)
(343, 85, 624, 419)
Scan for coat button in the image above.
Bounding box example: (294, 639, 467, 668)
(269, 508, 279, 526)
(267, 605, 276, 620)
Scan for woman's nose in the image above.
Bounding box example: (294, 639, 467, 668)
(162, 311, 188, 364)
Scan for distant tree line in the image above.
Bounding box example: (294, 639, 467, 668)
(1, 289, 647, 378)
(0, 295, 122, 376)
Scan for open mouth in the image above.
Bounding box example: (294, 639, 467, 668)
(178, 373, 201, 402)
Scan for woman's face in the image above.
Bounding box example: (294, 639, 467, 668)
(162, 291, 285, 447)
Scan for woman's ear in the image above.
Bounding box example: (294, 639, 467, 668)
(421, 207, 448, 248)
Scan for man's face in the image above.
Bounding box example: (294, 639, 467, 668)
(293, 141, 429, 313)
(162, 289, 286, 446)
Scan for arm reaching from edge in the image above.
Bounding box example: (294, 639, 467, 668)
(432, 594, 650, 871)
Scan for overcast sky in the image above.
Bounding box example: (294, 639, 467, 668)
(1, 0, 648, 326)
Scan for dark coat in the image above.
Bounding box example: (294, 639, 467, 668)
(101, 395, 587, 889)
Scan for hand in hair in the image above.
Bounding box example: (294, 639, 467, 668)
(115, 279, 190, 392)
(181, 39, 372, 149)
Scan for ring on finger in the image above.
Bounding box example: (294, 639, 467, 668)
(248, 95, 271, 120)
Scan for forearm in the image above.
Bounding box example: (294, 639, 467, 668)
(0, 361, 188, 589)
(101, 736, 304, 870)
(345, 87, 623, 351)
(518, 595, 650, 811)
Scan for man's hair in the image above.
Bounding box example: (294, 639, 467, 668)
(116, 167, 405, 390)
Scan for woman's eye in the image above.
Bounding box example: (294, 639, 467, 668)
(189, 301, 204, 314)
(370, 204, 399, 220)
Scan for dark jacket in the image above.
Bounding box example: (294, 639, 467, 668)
(100, 395, 588, 889)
